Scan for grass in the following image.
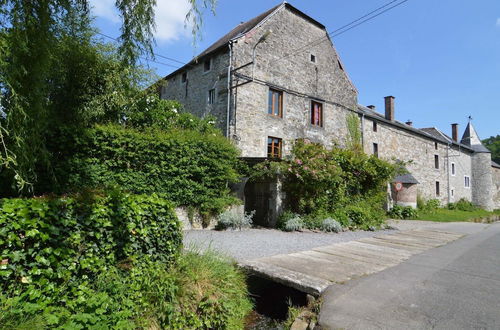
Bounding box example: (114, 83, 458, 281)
(412, 208, 500, 222)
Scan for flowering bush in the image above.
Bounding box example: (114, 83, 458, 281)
(254, 139, 398, 230)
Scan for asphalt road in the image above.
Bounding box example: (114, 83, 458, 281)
(319, 222, 500, 329)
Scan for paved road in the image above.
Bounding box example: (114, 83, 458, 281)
(319, 222, 500, 329)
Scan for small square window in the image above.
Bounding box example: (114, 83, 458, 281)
(310, 54, 316, 63)
(311, 101, 323, 127)
(181, 72, 187, 83)
(451, 163, 456, 176)
(373, 121, 377, 132)
(434, 155, 439, 169)
(373, 143, 378, 158)
(204, 59, 211, 72)
(436, 181, 440, 196)
(267, 137, 282, 158)
(464, 176, 470, 188)
(208, 89, 215, 104)
(268, 89, 283, 117)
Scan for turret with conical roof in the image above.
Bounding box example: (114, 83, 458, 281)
(461, 120, 494, 210)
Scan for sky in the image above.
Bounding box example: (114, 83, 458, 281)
(89, 0, 500, 140)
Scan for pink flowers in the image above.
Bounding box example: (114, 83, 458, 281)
(295, 159, 303, 165)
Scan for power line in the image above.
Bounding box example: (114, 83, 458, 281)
(95, 31, 188, 68)
(278, 0, 410, 62)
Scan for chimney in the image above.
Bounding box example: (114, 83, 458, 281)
(451, 123, 459, 142)
(384, 96, 395, 121)
(405, 120, 413, 126)
(367, 105, 376, 110)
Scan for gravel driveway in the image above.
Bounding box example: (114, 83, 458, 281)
(183, 220, 462, 262)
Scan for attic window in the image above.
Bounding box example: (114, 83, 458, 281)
(337, 60, 344, 71)
(181, 72, 187, 83)
(373, 121, 378, 132)
(310, 54, 316, 63)
(204, 58, 211, 72)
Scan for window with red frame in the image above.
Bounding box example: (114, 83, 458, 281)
(311, 101, 323, 127)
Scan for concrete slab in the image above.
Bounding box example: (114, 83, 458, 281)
(374, 234, 445, 248)
(358, 237, 430, 252)
(346, 241, 414, 258)
(312, 245, 401, 267)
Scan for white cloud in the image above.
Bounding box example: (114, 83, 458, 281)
(89, 0, 191, 42)
(496, 18, 500, 27)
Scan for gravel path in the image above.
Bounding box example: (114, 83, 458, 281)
(183, 220, 463, 262)
(183, 227, 398, 262)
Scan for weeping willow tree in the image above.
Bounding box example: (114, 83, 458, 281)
(0, 0, 216, 195)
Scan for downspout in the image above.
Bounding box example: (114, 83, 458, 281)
(360, 113, 365, 149)
(446, 143, 451, 204)
(226, 40, 233, 138)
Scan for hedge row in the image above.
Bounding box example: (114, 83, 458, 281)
(49, 124, 241, 213)
(0, 191, 182, 301)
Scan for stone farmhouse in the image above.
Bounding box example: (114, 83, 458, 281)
(159, 2, 499, 225)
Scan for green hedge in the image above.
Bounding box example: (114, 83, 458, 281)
(50, 124, 241, 213)
(0, 191, 182, 301)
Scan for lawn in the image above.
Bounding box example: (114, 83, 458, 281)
(413, 208, 500, 222)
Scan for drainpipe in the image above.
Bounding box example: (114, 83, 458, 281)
(226, 40, 233, 138)
(446, 143, 451, 204)
(360, 113, 365, 149)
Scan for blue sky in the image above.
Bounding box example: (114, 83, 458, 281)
(90, 0, 500, 140)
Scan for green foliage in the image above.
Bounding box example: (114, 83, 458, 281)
(483, 135, 500, 164)
(46, 124, 241, 214)
(388, 205, 418, 219)
(284, 216, 304, 232)
(0, 250, 252, 329)
(254, 140, 397, 230)
(0, 192, 182, 304)
(447, 198, 478, 211)
(321, 218, 342, 233)
(216, 209, 255, 230)
(418, 198, 441, 213)
(346, 113, 362, 152)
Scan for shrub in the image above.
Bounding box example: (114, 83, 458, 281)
(43, 124, 242, 215)
(216, 209, 255, 230)
(0, 250, 253, 329)
(419, 199, 441, 212)
(0, 191, 182, 304)
(284, 215, 304, 232)
(321, 218, 342, 233)
(448, 198, 477, 211)
(388, 205, 418, 219)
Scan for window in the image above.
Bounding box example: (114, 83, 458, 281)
(203, 59, 211, 72)
(267, 137, 282, 158)
(373, 121, 377, 132)
(181, 72, 187, 83)
(434, 155, 439, 169)
(464, 176, 470, 188)
(373, 143, 379, 158)
(451, 163, 456, 176)
(268, 89, 283, 117)
(208, 89, 215, 105)
(436, 181, 440, 196)
(451, 189, 454, 197)
(311, 101, 323, 127)
(310, 54, 316, 63)
(434, 142, 438, 150)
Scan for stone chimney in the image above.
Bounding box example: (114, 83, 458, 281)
(384, 96, 395, 121)
(451, 123, 459, 142)
(405, 120, 413, 126)
(367, 105, 376, 110)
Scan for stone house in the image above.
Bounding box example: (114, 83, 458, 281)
(160, 2, 499, 224)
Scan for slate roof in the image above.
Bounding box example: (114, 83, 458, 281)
(393, 173, 419, 184)
(492, 161, 500, 169)
(162, 2, 326, 80)
(357, 105, 474, 152)
(460, 122, 490, 153)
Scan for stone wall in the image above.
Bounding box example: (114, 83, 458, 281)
(362, 117, 473, 205)
(160, 52, 230, 134)
(229, 6, 358, 157)
(492, 166, 500, 209)
(471, 152, 494, 211)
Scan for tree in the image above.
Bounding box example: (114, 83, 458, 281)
(0, 0, 216, 194)
(483, 135, 500, 164)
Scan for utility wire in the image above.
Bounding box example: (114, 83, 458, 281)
(278, 0, 410, 62)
